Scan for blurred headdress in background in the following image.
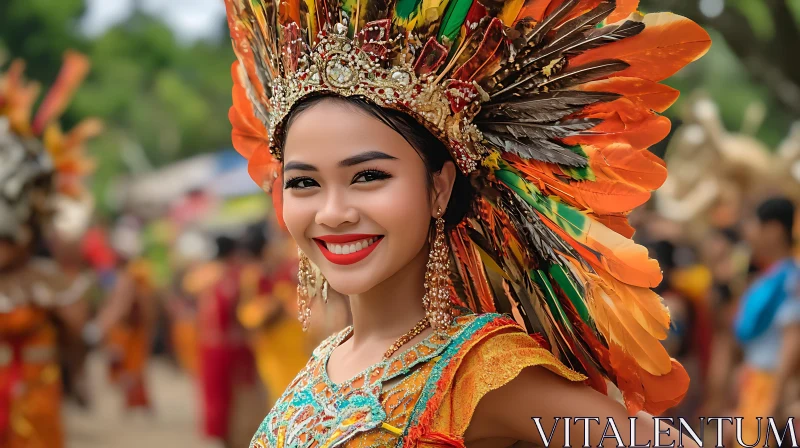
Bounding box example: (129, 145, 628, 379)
(0, 51, 101, 244)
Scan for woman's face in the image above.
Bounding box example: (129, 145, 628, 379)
(281, 99, 455, 295)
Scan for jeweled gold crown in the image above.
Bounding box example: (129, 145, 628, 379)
(263, 19, 486, 173)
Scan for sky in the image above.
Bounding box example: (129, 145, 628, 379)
(82, 0, 227, 42)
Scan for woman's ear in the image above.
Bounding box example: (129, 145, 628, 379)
(431, 161, 457, 217)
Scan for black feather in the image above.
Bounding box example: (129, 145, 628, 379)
(539, 59, 629, 90)
(545, 0, 616, 53)
(489, 0, 581, 90)
(479, 118, 600, 140)
(481, 91, 620, 122)
(525, 0, 582, 45)
(482, 131, 590, 167)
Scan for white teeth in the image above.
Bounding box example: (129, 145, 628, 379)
(324, 237, 380, 255)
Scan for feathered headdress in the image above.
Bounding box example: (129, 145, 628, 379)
(0, 51, 100, 242)
(225, 0, 711, 415)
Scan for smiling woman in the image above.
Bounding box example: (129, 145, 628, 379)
(224, 0, 712, 446)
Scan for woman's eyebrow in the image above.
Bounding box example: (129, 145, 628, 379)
(338, 151, 398, 167)
(284, 161, 317, 171)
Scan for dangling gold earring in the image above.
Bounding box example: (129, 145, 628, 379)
(423, 207, 453, 332)
(297, 249, 328, 331)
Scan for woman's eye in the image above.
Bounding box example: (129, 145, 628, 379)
(284, 177, 319, 189)
(352, 169, 392, 184)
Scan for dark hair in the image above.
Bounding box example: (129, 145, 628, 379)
(756, 196, 796, 245)
(282, 95, 475, 228)
(241, 223, 268, 257)
(215, 235, 238, 260)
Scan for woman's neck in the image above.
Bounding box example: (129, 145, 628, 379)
(347, 243, 429, 348)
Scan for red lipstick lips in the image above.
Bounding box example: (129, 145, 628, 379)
(313, 234, 383, 265)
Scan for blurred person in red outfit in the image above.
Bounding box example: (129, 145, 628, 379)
(84, 218, 158, 412)
(198, 235, 262, 447)
(0, 52, 98, 448)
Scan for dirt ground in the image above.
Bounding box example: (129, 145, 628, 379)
(65, 354, 222, 448)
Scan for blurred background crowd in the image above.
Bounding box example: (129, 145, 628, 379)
(2, 0, 800, 446)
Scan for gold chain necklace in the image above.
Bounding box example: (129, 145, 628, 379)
(383, 316, 431, 359)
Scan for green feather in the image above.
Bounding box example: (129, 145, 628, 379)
(394, 0, 423, 28)
(494, 160, 589, 241)
(532, 270, 574, 332)
(341, 0, 358, 31)
(548, 264, 590, 324)
(562, 145, 596, 181)
(436, 0, 472, 43)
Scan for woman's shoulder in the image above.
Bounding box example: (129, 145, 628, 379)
(446, 310, 586, 383)
(405, 311, 587, 443)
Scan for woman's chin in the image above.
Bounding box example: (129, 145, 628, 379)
(324, 275, 376, 297)
(322, 264, 389, 297)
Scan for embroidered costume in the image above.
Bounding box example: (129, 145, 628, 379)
(252, 311, 584, 447)
(0, 52, 98, 448)
(223, 0, 711, 445)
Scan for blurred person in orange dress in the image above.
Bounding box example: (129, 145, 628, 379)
(84, 217, 159, 412)
(166, 228, 216, 376)
(198, 235, 262, 447)
(0, 52, 100, 448)
(237, 223, 308, 409)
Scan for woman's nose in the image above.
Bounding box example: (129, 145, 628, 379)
(314, 189, 359, 228)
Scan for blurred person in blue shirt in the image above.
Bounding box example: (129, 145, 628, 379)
(733, 197, 800, 447)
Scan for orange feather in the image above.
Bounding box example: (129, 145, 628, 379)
(584, 143, 667, 191)
(279, 0, 301, 25)
(62, 119, 103, 153)
(565, 105, 672, 151)
(561, 255, 687, 415)
(568, 13, 711, 82)
(537, 211, 662, 288)
(606, 0, 638, 23)
(508, 157, 652, 215)
(510, 0, 552, 24)
(594, 213, 635, 238)
(32, 51, 90, 135)
(609, 344, 690, 415)
(576, 77, 680, 113)
(230, 62, 270, 160)
(225, 0, 268, 101)
(545, 0, 604, 23)
(247, 145, 281, 193)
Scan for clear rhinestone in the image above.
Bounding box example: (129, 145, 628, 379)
(326, 60, 355, 87)
(391, 71, 411, 85)
(334, 23, 347, 35)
